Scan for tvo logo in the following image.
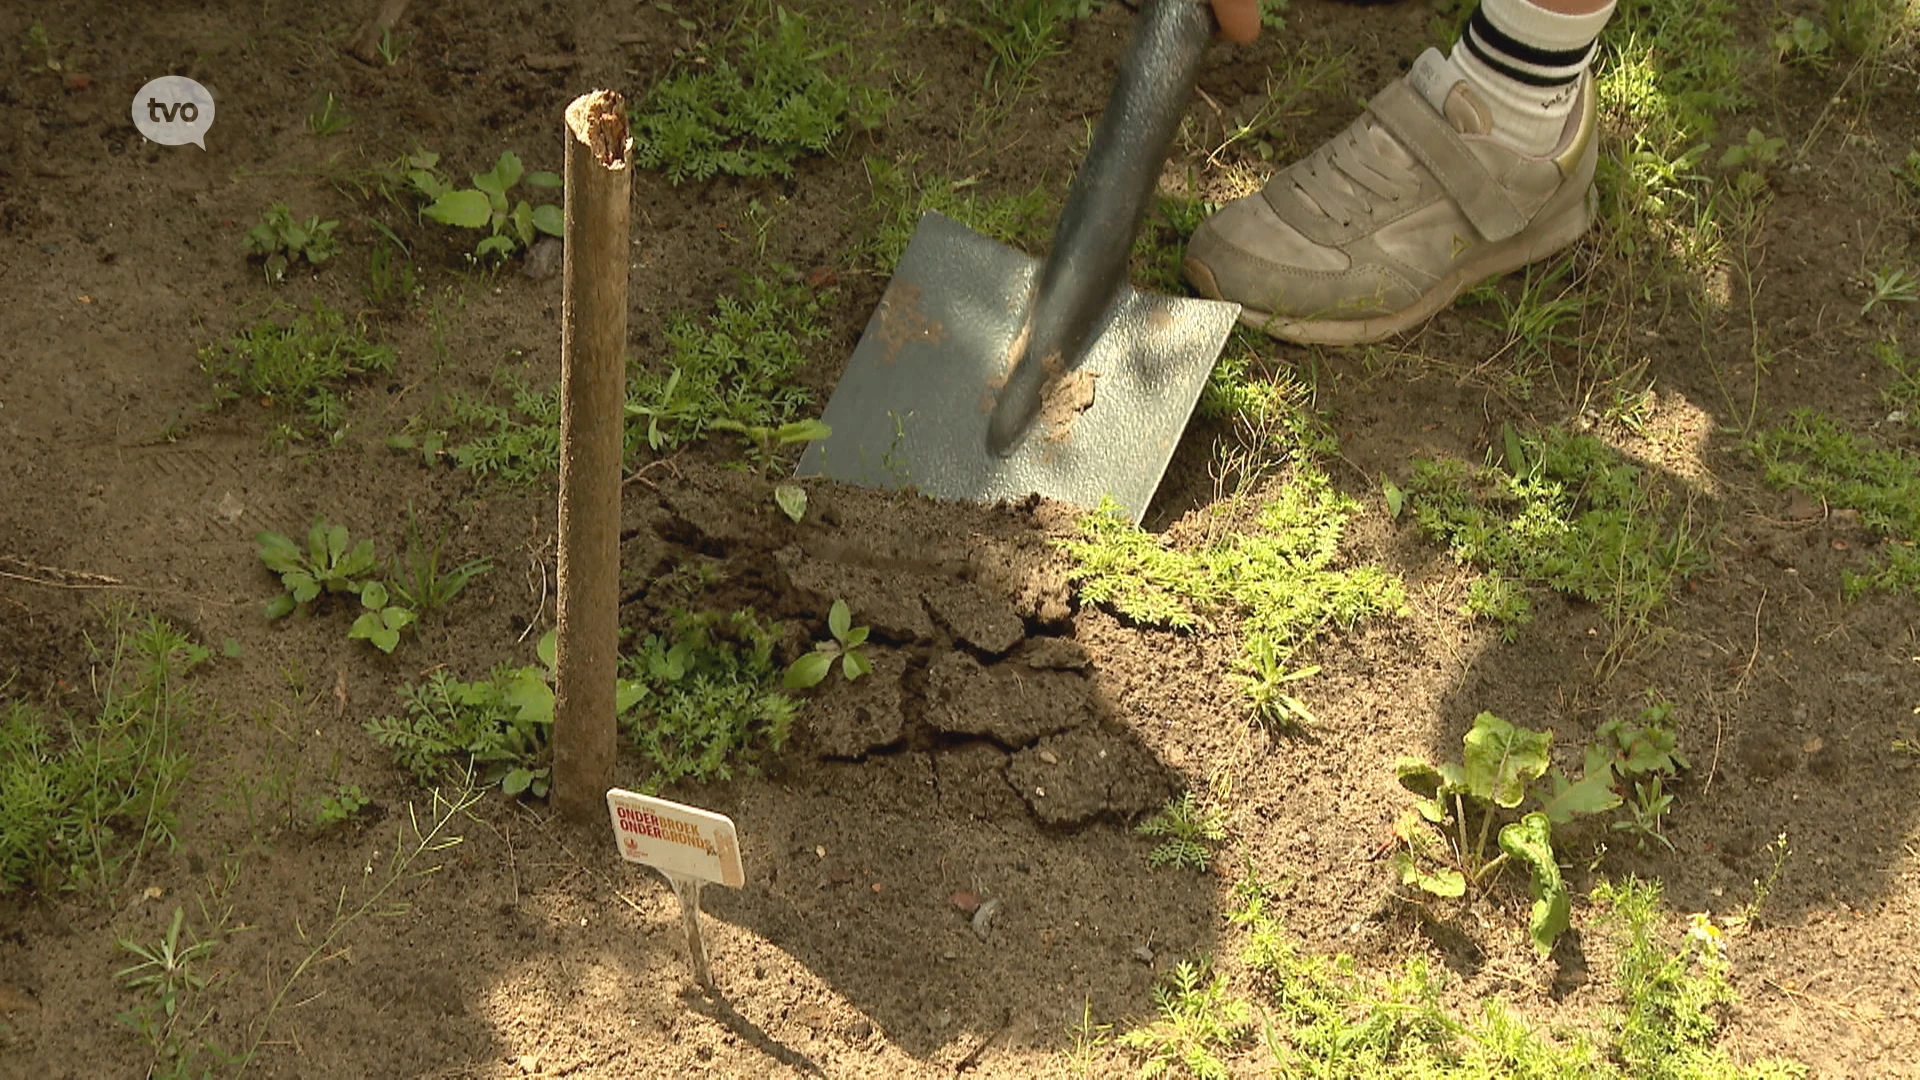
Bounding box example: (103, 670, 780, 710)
(132, 76, 216, 149)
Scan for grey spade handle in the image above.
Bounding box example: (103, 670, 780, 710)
(985, 0, 1217, 457)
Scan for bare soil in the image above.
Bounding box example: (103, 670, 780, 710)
(2, 1, 1917, 1078)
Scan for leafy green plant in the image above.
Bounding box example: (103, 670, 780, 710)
(420, 150, 563, 261)
(1404, 425, 1709, 649)
(115, 905, 236, 1079)
(627, 275, 828, 453)
(348, 581, 416, 654)
(1751, 409, 1920, 599)
(862, 156, 1052, 273)
(1191, 872, 1809, 1080)
(1718, 127, 1786, 170)
(1060, 468, 1404, 722)
(631, 5, 889, 184)
(451, 278, 827, 485)
(364, 242, 419, 307)
(445, 372, 563, 485)
(243, 204, 340, 282)
(199, 301, 395, 438)
(1393, 712, 1625, 953)
(23, 18, 66, 72)
(0, 609, 207, 895)
(375, 26, 406, 66)
(1771, 14, 1831, 64)
(1875, 339, 1920, 422)
(783, 599, 871, 688)
(622, 609, 798, 787)
(960, 0, 1101, 113)
(773, 482, 808, 523)
(388, 509, 490, 617)
(256, 520, 380, 619)
(1137, 789, 1228, 872)
(307, 91, 352, 135)
(1861, 265, 1919, 315)
(365, 631, 645, 798)
(707, 417, 830, 475)
(312, 784, 370, 828)
(1117, 958, 1252, 1080)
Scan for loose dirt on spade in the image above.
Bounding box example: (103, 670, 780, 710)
(2, 2, 1919, 1078)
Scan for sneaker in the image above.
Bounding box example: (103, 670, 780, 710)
(1184, 48, 1598, 346)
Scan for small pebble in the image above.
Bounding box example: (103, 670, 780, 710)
(971, 897, 1003, 940)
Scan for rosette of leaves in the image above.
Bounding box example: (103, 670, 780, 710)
(257, 522, 379, 619)
(420, 151, 563, 261)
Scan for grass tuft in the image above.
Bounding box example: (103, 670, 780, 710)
(631, 4, 888, 184)
(1, 608, 208, 896)
(200, 302, 395, 440)
(1404, 426, 1709, 643)
(1749, 408, 1920, 599)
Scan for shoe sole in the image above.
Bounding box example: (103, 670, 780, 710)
(1185, 187, 1597, 347)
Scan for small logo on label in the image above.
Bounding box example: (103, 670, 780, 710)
(1450, 233, 1473, 260)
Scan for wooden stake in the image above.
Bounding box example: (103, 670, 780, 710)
(553, 91, 632, 825)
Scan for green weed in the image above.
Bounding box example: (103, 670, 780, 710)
(1166, 875, 1809, 1080)
(959, 0, 1101, 113)
(256, 520, 381, 619)
(1750, 409, 1920, 598)
(388, 508, 491, 619)
(1195, 340, 1335, 462)
(1404, 426, 1709, 646)
(445, 373, 563, 485)
(0, 609, 207, 895)
(863, 156, 1052, 273)
(419, 150, 563, 262)
(364, 242, 420, 308)
(307, 91, 352, 135)
(621, 609, 798, 788)
(1595, 880, 1805, 1080)
(1875, 339, 1920, 422)
(347, 581, 417, 654)
(199, 302, 395, 439)
(450, 278, 827, 484)
(22, 18, 66, 73)
(1116, 958, 1251, 1080)
(1061, 468, 1403, 722)
(783, 599, 872, 688)
(625, 275, 829, 453)
(311, 784, 370, 829)
(242, 204, 340, 283)
(631, 5, 889, 184)
(1393, 702, 1693, 952)
(115, 905, 238, 1078)
(365, 631, 644, 798)
(1861, 265, 1919, 315)
(1771, 14, 1831, 65)
(1137, 788, 1228, 873)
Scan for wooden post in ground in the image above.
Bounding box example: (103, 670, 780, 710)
(553, 90, 632, 825)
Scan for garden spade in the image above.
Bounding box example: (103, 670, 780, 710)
(795, 0, 1240, 523)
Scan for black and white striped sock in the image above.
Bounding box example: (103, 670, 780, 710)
(1450, 0, 1616, 155)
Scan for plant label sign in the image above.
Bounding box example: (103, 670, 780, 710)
(605, 788, 744, 888)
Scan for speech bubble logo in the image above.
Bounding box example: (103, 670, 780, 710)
(132, 76, 216, 150)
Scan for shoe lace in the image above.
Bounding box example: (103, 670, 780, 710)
(1281, 117, 1420, 228)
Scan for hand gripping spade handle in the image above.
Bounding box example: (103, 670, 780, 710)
(985, 0, 1218, 457)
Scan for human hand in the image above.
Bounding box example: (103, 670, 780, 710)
(1210, 0, 1259, 44)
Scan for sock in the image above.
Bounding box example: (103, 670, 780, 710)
(1448, 0, 1617, 156)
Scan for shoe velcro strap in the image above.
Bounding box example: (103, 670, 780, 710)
(1366, 79, 1527, 242)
